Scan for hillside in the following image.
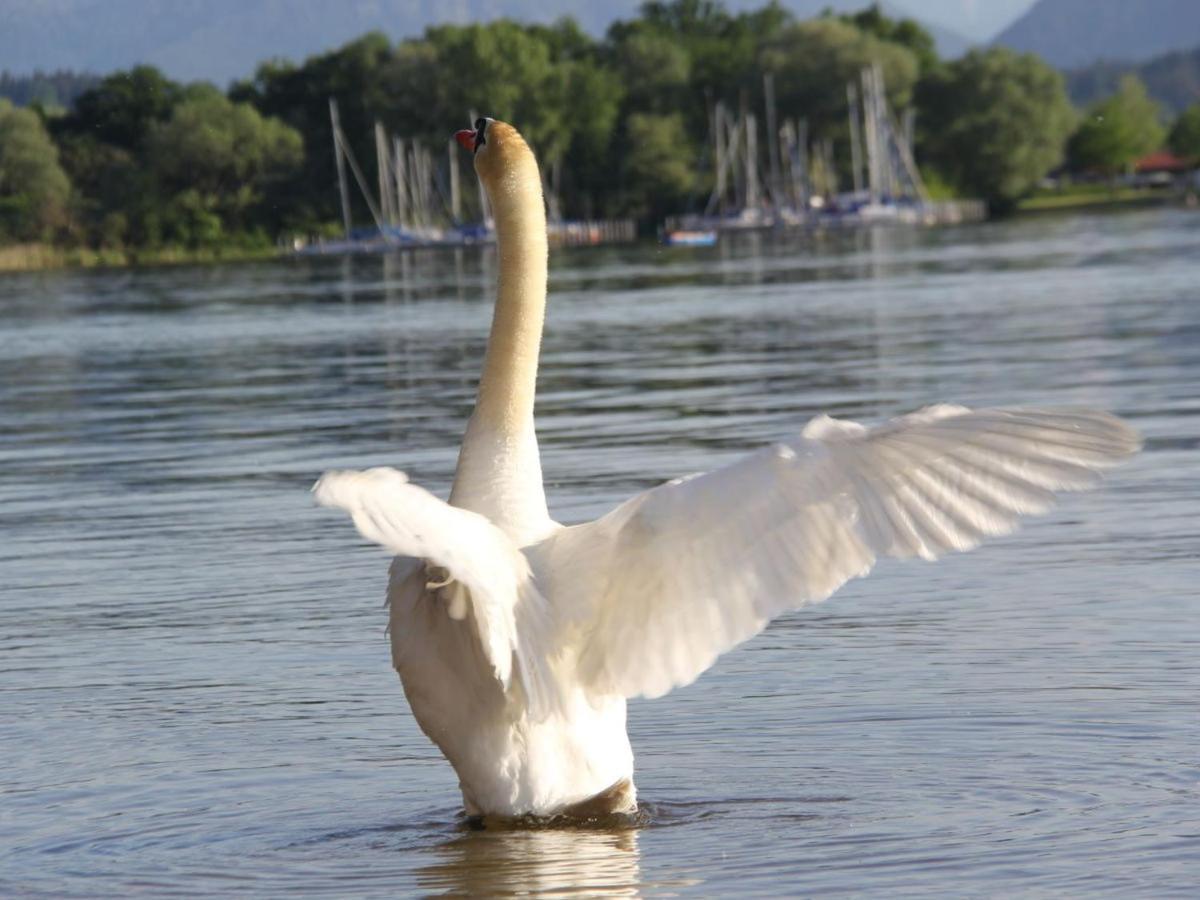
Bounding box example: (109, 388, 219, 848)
(1067, 46, 1200, 115)
(993, 0, 1200, 69)
(0, 0, 971, 85)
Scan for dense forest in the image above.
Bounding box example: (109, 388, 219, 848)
(0, 70, 100, 109)
(1, 1, 1197, 257)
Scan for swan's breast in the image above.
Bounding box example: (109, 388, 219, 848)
(385, 558, 634, 816)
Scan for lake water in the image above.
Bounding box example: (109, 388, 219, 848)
(2, 209, 1198, 897)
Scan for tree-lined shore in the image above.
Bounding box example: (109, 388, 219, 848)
(1, 1, 1198, 270)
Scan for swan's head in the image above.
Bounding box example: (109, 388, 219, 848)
(455, 117, 538, 190)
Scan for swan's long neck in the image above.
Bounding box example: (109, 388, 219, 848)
(473, 161, 547, 432)
(449, 149, 550, 540)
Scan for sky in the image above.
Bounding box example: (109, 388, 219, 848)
(0, 0, 1045, 84)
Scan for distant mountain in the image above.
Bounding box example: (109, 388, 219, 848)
(897, 0, 1036, 43)
(0, 0, 972, 86)
(881, 2, 973, 58)
(992, 0, 1200, 69)
(1067, 46, 1200, 115)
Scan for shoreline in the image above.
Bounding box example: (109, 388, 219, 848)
(3, 194, 1192, 274)
(0, 243, 281, 275)
(1016, 187, 1180, 214)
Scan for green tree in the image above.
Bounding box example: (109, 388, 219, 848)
(237, 23, 614, 228)
(613, 30, 691, 114)
(0, 98, 71, 240)
(556, 60, 625, 217)
(1067, 75, 1166, 175)
(149, 90, 303, 245)
(621, 112, 697, 220)
(56, 137, 156, 247)
(526, 17, 596, 61)
(420, 22, 574, 164)
(1167, 103, 1200, 160)
(233, 32, 394, 230)
(763, 18, 920, 139)
(376, 20, 608, 223)
(611, 1, 790, 134)
(917, 48, 1075, 211)
(836, 3, 938, 75)
(49, 65, 184, 247)
(57, 65, 180, 151)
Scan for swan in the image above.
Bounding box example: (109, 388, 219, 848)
(314, 117, 1139, 820)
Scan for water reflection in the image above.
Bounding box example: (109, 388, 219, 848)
(0, 208, 1197, 897)
(416, 824, 647, 897)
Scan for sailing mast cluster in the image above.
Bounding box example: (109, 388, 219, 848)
(326, 98, 489, 246)
(300, 100, 633, 254)
(679, 66, 983, 232)
(301, 74, 981, 255)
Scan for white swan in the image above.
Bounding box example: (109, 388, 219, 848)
(314, 118, 1139, 820)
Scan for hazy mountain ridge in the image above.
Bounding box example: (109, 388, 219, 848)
(1067, 46, 1200, 115)
(993, 0, 1200, 69)
(894, 0, 1035, 43)
(0, 0, 973, 84)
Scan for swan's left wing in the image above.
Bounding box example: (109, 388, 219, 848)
(532, 406, 1139, 700)
(313, 468, 557, 716)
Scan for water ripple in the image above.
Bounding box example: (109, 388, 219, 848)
(1, 208, 1198, 896)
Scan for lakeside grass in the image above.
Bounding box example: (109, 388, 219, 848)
(1017, 184, 1171, 213)
(0, 242, 281, 273)
(3, 188, 1187, 273)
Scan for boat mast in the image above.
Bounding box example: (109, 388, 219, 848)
(744, 112, 759, 213)
(847, 82, 865, 195)
(393, 136, 407, 228)
(764, 72, 781, 217)
(375, 122, 394, 225)
(329, 98, 353, 238)
(705, 101, 728, 215)
(327, 99, 386, 233)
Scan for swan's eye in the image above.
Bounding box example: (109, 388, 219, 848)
(473, 118, 488, 152)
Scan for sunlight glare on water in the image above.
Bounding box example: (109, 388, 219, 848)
(1, 209, 1198, 896)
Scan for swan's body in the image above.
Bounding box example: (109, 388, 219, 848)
(315, 119, 1139, 819)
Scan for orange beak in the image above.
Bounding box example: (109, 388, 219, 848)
(455, 129, 475, 152)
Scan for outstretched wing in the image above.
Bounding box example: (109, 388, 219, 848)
(313, 467, 557, 716)
(532, 406, 1140, 700)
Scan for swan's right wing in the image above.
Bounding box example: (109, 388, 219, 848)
(534, 406, 1139, 701)
(313, 467, 558, 717)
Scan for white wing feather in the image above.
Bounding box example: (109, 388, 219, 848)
(532, 406, 1140, 700)
(312, 467, 557, 716)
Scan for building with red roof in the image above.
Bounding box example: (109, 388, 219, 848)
(1135, 151, 1194, 174)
